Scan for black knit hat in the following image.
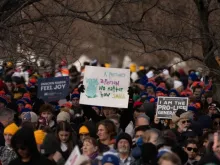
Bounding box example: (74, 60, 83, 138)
(116, 133, 132, 149)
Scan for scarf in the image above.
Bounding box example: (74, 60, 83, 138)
(89, 151, 99, 160)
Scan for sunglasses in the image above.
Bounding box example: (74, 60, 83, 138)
(214, 121, 220, 126)
(187, 147, 198, 153)
(182, 120, 190, 124)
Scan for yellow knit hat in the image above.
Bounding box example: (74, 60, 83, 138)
(104, 63, 111, 68)
(79, 126, 89, 134)
(4, 123, 19, 135)
(130, 64, 136, 72)
(34, 130, 46, 145)
(139, 66, 145, 71)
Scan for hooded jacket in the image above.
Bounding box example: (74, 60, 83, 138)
(9, 126, 55, 165)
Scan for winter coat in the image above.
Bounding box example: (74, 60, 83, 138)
(0, 123, 4, 146)
(9, 127, 55, 165)
(197, 153, 220, 165)
(0, 146, 17, 165)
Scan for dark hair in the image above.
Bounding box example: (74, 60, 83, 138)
(97, 119, 116, 139)
(56, 121, 76, 153)
(192, 85, 203, 93)
(39, 104, 54, 114)
(135, 125, 150, 134)
(11, 126, 40, 159)
(184, 140, 198, 148)
(158, 152, 181, 165)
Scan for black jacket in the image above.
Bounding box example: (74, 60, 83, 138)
(10, 126, 55, 165)
(9, 155, 56, 165)
(0, 122, 5, 146)
(197, 153, 220, 165)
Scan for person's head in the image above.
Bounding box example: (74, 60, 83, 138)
(208, 102, 219, 117)
(109, 114, 120, 132)
(82, 137, 98, 157)
(158, 152, 181, 165)
(135, 114, 150, 127)
(39, 104, 54, 122)
(4, 123, 19, 146)
(134, 125, 150, 141)
(205, 92, 213, 104)
(102, 152, 119, 165)
(56, 121, 73, 144)
(71, 90, 80, 107)
(184, 140, 198, 160)
(193, 85, 203, 98)
(11, 126, 40, 160)
(177, 118, 191, 132)
(172, 110, 193, 133)
(0, 107, 15, 127)
(97, 119, 116, 143)
(102, 107, 116, 119)
(56, 111, 70, 123)
(116, 133, 132, 155)
(143, 128, 161, 145)
(79, 125, 90, 142)
(212, 114, 220, 131)
(133, 105, 145, 120)
(0, 95, 8, 108)
(21, 112, 38, 129)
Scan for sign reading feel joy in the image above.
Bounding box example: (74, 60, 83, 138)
(156, 97, 188, 119)
(38, 76, 69, 102)
(80, 66, 130, 108)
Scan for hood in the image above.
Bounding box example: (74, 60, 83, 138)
(11, 126, 40, 158)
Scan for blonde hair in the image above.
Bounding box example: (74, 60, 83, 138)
(158, 153, 181, 165)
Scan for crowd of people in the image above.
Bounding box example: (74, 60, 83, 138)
(0, 60, 219, 165)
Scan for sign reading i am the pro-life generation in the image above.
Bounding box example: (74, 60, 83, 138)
(37, 76, 69, 102)
(79, 66, 130, 108)
(156, 97, 188, 119)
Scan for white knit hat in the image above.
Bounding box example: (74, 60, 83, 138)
(146, 71, 154, 79)
(57, 111, 70, 123)
(22, 112, 38, 123)
(163, 69, 169, 76)
(174, 80, 183, 89)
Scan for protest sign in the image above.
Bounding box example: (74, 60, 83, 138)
(37, 76, 69, 102)
(65, 146, 81, 165)
(156, 97, 188, 119)
(80, 66, 130, 108)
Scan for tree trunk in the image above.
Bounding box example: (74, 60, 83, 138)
(195, 0, 220, 102)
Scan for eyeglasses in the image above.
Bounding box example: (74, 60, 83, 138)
(182, 120, 190, 124)
(214, 121, 220, 126)
(187, 147, 198, 153)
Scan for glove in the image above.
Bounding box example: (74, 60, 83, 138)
(128, 87, 134, 98)
(78, 84, 85, 93)
(125, 121, 134, 137)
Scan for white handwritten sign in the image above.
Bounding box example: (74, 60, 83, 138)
(80, 66, 130, 108)
(156, 97, 188, 119)
(65, 146, 81, 165)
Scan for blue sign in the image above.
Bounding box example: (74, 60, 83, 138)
(37, 76, 69, 101)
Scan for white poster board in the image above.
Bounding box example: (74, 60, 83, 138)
(156, 97, 188, 119)
(80, 66, 130, 108)
(65, 146, 81, 165)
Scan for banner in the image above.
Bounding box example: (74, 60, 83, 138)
(80, 66, 130, 108)
(37, 76, 69, 102)
(65, 146, 81, 165)
(156, 97, 188, 119)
